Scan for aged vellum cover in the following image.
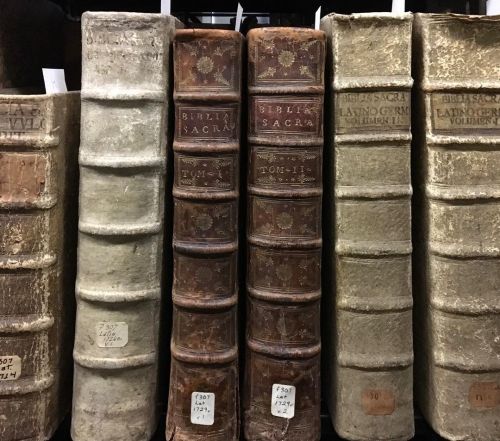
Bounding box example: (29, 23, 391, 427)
(166, 29, 242, 441)
(321, 13, 414, 441)
(0, 91, 80, 440)
(413, 13, 500, 441)
(72, 12, 176, 441)
(244, 28, 325, 441)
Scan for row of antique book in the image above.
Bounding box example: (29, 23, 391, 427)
(0, 9, 499, 441)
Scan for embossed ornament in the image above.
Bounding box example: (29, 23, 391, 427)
(196, 56, 214, 74)
(276, 212, 294, 230)
(195, 266, 213, 284)
(195, 213, 214, 231)
(276, 263, 293, 282)
(278, 50, 295, 68)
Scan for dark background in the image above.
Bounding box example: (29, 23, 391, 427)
(41, 0, 482, 440)
(51, 0, 487, 17)
(51, 412, 448, 440)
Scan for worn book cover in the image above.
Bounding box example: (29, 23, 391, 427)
(166, 29, 242, 441)
(413, 13, 500, 441)
(244, 27, 325, 441)
(321, 13, 414, 441)
(71, 12, 176, 441)
(0, 90, 80, 440)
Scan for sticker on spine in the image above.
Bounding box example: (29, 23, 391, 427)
(361, 389, 395, 415)
(271, 384, 296, 418)
(96, 322, 128, 348)
(0, 356, 21, 380)
(469, 382, 499, 409)
(191, 392, 215, 425)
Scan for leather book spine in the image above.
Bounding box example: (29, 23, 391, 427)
(413, 13, 500, 441)
(244, 27, 325, 441)
(72, 12, 176, 441)
(0, 92, 80, 441)
(321, 13, 415, 441)
(166, 29, 242, 441)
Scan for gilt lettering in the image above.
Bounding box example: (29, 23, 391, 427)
(255, 101, 320, 133)
(179, 108, 235, 138)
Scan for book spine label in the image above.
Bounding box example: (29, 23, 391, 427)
(0, 93, 79, 440)
(244, 28, 325, 441)
(322, 13, 415, 441)
(335, 92, 410, 133)
(414, 14, 500, 441)
(72, 12, 175, 441)
(166, 29, 242, 441)
(248, 96, 323, 142)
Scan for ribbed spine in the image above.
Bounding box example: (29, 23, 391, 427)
(323, 13, 414, 441)
(0, 92, 79, 441)
(71, 12, 175, 441)
(244, 27, 325, 441)
(166, 29, 242, 441)
(414, 13, 500, 441)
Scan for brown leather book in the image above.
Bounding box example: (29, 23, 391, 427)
(0, 91, 80, 440)
(244, 28, 325, 441)
(413, 13, 500, 441)
(166, 29, 242, 441)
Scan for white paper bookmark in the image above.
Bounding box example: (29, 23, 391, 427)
(235, 3, 243, 32)
(161, 0, 171, 15)
(42, 68, 67, 94)
(487, 0, 500, 15)
(392, 0, 405, 13)
(315, 7, 321, 30)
